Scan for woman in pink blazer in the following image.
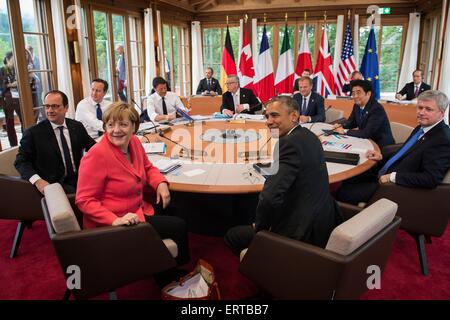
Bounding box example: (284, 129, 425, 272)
(76, 101, 189, 265)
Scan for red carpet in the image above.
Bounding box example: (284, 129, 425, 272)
(0, 219, 449, 300)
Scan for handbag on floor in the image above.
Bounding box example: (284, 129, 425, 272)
(161, 259, 221, 300)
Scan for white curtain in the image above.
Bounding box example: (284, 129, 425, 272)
(353, 14, 359, 69)
(439, 4, 450, 125)
(144, 8, 156, 96)
(156, 10, 164, 77)
(333, 15, 345, 73)
(252, 18, 258, 67)
(191, 21, 203, 95)
(397, 13, 421, 92)
(50, 0, 75, 118)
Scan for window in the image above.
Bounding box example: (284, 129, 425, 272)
(162, 23, 190, 96)
(202, 26, 239, 82)
(128, 16, 144, 108)
(93, 10, 113, 100)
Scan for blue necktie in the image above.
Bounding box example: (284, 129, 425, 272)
(96, 103, 102, 121)
(358, 108, 365, 125)
(378, 128, 424, 176)
(302, 97, 307, 115)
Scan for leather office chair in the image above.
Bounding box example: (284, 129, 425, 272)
(239, 199, 401, 299)
(0, 147, 43, 258)
(364, 169, 450, 276)
(390, 121, 414, 144)
(41, 183, 177, 300)
(325, 108, 344, 124)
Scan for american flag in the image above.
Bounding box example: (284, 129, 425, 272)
(335, 22, 356, 96)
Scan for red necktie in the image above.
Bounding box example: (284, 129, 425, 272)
(414, 86, 420, 98)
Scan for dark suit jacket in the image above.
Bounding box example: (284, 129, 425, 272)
(255, 126, 342, 248)
(14, 119, 96, 186)
(220, 87, 261, 114)
(196, 77, 222, 95)
(292, 91, 325, 122)
(343, 99, 395, 149)
(384, 120, 450, 188)
(397, 82, 431, 100)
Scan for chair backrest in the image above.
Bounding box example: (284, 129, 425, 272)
(0, 146, 19, 176)
(326, 198, 397, 255)
(442, 168, 450, 184)
(42, 183, 81, 236)
(390, 121, 414, 144)
(325, 108, 344, 124)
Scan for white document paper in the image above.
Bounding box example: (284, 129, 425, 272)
(183, 169, 206, 177)
(143, 142, 166, 154)
(153, 159, 181, 172)
(234, 114, 265, 120)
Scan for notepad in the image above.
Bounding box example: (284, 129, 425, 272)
(153, 159, 182, 174)
(322, 140, 352, 150)
(143, 142, 166, 154)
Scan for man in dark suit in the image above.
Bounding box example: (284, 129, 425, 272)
(293, 68, 312, 92)
(396, 69, 431, 101)
(196, 67, 222, 95)
(15, 90, 96, 194)
(341, 70, 363, 95)
(293, 76, 325, 123)
(333, 79, 394, 149)
(337, 90, 450, 204)
(221, 75, 261, 116)
(225, 96, 342, 255)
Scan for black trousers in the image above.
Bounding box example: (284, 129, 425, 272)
(145, 213, 190, 266)
(224, 225, 255, 256)
(336, 170, 379, 205)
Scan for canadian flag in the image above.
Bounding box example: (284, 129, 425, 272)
(295, 23, 313, 79)
(238, 24, 255, 93)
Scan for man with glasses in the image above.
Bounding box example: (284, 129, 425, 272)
(224, 96, 342, 255)
(75, 79, 111, 138)
(15, 90, 96, 194)
(221, 75, 261, 117)
(332, 79, 394, 149)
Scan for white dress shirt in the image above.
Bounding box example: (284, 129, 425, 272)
(29, 120, 76, 185)
(225, 88, 249, 113)
(146, 91, 187, 122)
(75, 97, 111, 138)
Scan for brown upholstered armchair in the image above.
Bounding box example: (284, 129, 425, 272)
(364, 169, 450, 276)
(0, 147, 43, 258)
(41, 183, 177, 300)
(239, 199, 401, 299)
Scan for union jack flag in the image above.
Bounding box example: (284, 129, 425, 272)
(335, 22, 356, 96)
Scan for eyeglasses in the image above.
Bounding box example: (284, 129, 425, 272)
(225, 82, 237, 85)
(43, 104, 63, 110)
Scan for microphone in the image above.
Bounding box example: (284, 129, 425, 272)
(158, 130, 205, 159)
(240, 136, 272, 161)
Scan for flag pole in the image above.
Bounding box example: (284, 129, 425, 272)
(244, 14, 248, 24)
(264, 13, 267, 24)
(226, 15, 229, 26)
(304, 11, 307, 22)
(285, 12, 288, 24)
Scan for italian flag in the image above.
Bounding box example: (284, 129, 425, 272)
(274, 24, 295, 94)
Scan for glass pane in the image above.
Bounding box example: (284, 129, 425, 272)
(93, 10, 112, 101)
(162, 24, 172, 90)
(0, 1, 23, 149)
(173, 27, 180, 93)
(202, 27, 221, 81)
(20, 0, 46, 33)
(380, 26, 403, 93)
(112, 14, 126, 102)
(326, 24, 337, 62)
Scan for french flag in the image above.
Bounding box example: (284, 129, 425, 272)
(254, 25, 275, 103)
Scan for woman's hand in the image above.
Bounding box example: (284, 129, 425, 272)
(112, 213, 140, 226)
(156, 182, 171, 209)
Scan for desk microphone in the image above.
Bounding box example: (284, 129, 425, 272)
(158, 130, 205, 159)
(241, 136, 272, 161)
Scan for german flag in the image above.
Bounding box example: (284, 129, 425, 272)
(220, 26, 237, 92)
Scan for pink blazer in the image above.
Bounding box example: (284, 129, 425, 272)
(76, 134, 167, 229)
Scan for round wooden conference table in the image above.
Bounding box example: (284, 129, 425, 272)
(143, 117, 379, 235)
(144, 118, 379, 193)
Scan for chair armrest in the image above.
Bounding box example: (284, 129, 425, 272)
(368, 183, 450, 236)
(381, 143, 403, 160)
(51, 223, 176, 299)
(239, 231, 345, 299)
(337, 201, 362, 221)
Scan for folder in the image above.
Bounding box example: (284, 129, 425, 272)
(324, 150, 360, 165)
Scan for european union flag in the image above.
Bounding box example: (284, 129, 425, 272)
(360, 24, 380, 100)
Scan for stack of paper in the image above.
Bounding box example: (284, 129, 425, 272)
(153, 159, 182, 174)
(234, 114, 265, 120)
(143, 142, 166, 154)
